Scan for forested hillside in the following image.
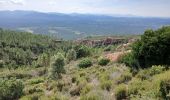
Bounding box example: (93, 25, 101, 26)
(0, 29, 72, 68)
(0, 27, 170, 100)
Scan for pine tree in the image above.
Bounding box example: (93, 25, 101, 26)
(49, 53, 65, 79)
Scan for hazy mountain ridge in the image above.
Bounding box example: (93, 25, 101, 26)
(0, 10, 170, 39)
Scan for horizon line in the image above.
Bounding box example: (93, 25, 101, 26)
(0, 10, 170, 19)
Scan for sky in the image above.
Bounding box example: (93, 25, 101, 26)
(0, 0, 170, 17)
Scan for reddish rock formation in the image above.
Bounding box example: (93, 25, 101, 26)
(75, 37, 127, 47)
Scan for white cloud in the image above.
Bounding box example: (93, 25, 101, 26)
(0, 0, 24, 5)
(10, 0, 25, 5)
(0, 0, 170, 17)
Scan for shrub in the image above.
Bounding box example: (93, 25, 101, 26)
(30, 94, 40, 100)
(117, 71, 132, 84)
(132, 27, 170, 68)
(19, 94, 41, 100)
(49, 53, 65, 79)
(29, 78, 44, 85)
(80, 91, 102, 100)
(24, 86, 43, 95)
(70, 84, 83, 96)
(71, 76, 77, 83)
(136, 70, 150, 80)
(153, 71, 170, 99)
(78, 58, 92, 68)
(36, 53, 50, 68)
(66, 49, 77, 61)
(119, 53, 139, 69)
(2, 71, 32, 79)
(98, 73, 110, 82)
(159, 79, 170, 99)
(98, 57, 110, 66)
(100, 80, 112, 91)
(0, 60, 4, 68)
(104, 45, 112, 51)
(0, 79, 24, 100)
(115, 84, 128, 100)
(136, 65, 165, 80)
(80, 84, 93, 95)
(76, 45, 91, 58)
(56, 80, 65, 92)
(149, 65, 165, 76)
(128, 79, 144, 96)
(51, 92, 69, 100)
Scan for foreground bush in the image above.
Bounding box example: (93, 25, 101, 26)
(153, 71, 170, 99)
(98, 57, 110, 66)
(78, 58, 92, 68)
(117, 71, 132, 84)
(0, 79, 24, 100)
(80, 84, 93, 95)
(80, 91, 103, 100)
(137, 65, 165, 80)
(128, 79, 145, 96)
(128, 70, 170, 99)
(115, 84, 128, 100)
(100, 80, 112, 91)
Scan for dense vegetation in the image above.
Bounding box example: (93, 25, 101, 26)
(0, 27, 170, 100)
(0, 29, 72, 68)
(121, 26, 170, 69)
(0, 78, 24, 100)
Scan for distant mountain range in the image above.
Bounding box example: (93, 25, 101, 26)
(0, 10, 170, 39)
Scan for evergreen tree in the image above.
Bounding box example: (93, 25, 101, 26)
(49, 53, 65, 79)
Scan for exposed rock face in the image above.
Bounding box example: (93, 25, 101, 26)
(75, 37, 128, 47)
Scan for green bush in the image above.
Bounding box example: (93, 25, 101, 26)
(70, 82, 85, 96)
(117, 71, 132, 84)
(80, 91, 102, 100)
(115, 84, 128, 100)
(0, 79, 24, 100)
(149, 65, 165, 76)
(153, 71, 170, 99)
(49, 53, 65, 79)
(78, 58, 92, 68)
(66, 49, 77, 61)
(104, 45, 112, 51)
(133, 27, 170, 68)
(24, 86, 43, 95)
(29, 78, 44, 85)
(136, 65, 165, 80)
(36, 53, 50, 68)
(98, 57, 110, 66)
(53, 93, 69, 100)
(128, 79, 144, 96)
(100, 80, 112, 91)
(159, 79, 170, 99)
(76, 45, 91, 58)
(80, 84, 92, 95)
(119, 53, 139, 69)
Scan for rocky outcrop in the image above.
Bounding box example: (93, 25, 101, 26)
(75, 37, 128, 47)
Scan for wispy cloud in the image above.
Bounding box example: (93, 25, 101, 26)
(0, 0, 24, 5)
(0, 0, 170, 17)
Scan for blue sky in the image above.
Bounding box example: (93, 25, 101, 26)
(0, 0, 170, 17)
